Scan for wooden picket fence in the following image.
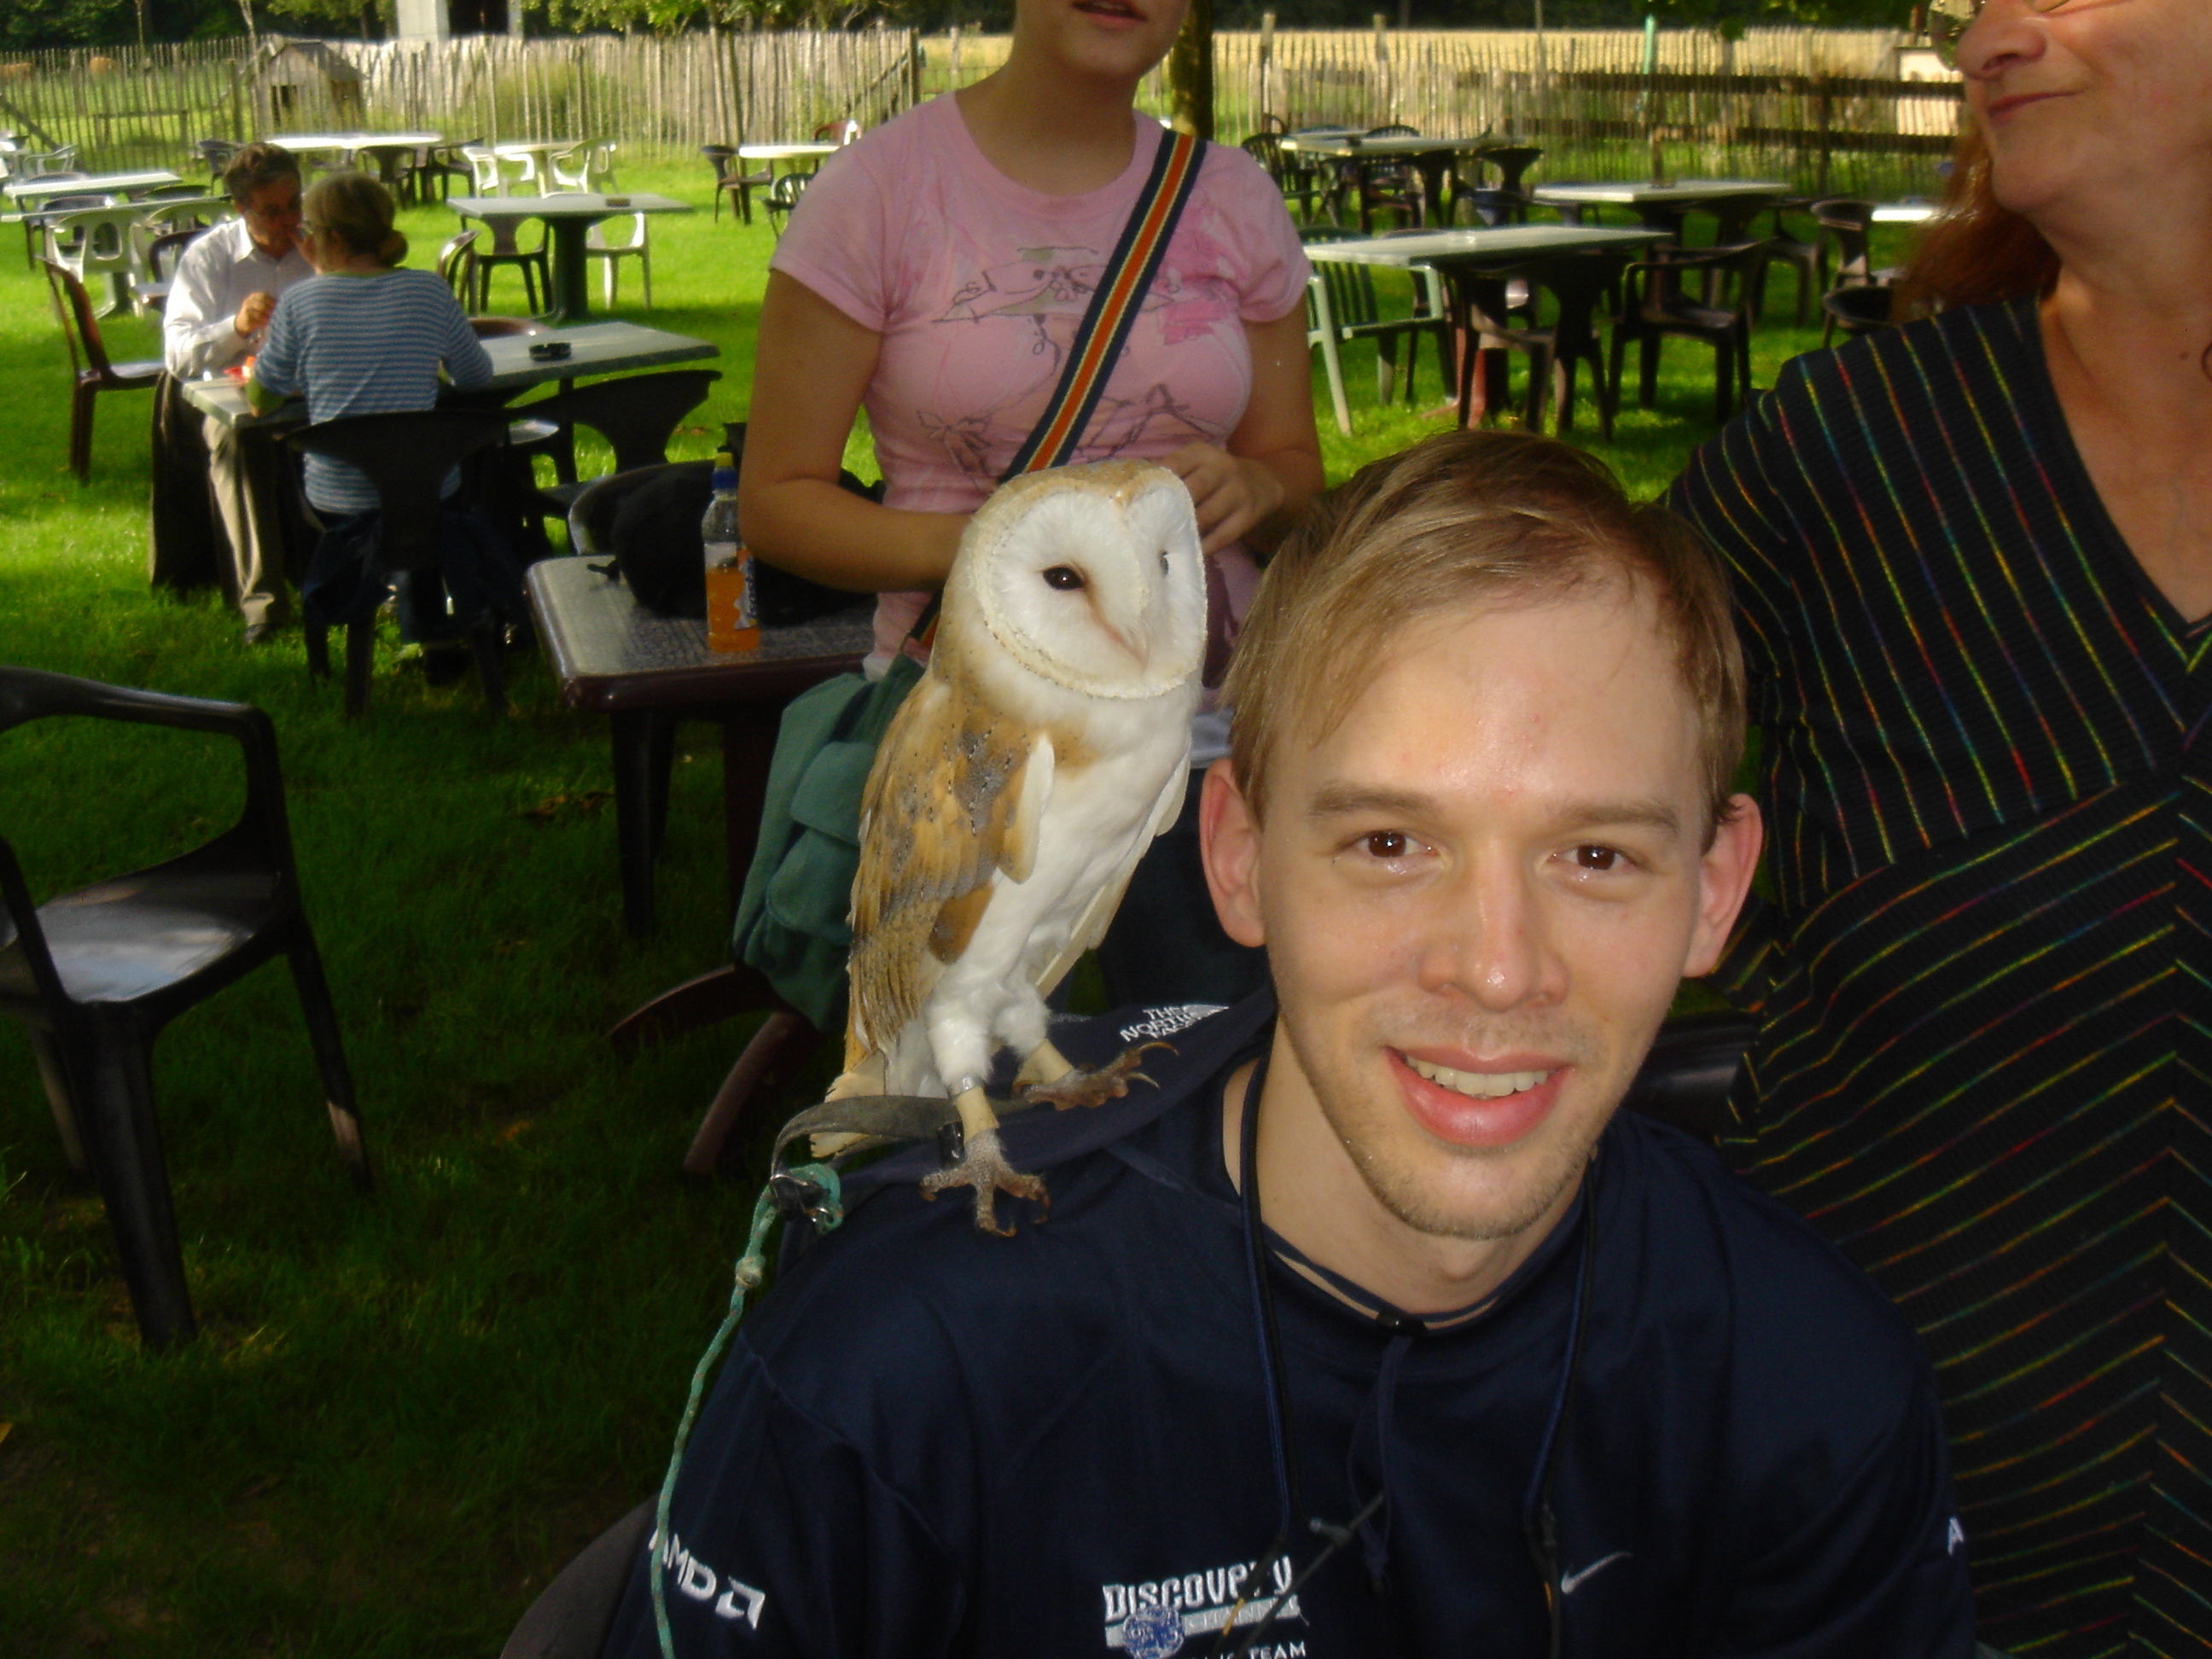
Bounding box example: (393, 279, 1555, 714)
(0, 26, 1961, 199)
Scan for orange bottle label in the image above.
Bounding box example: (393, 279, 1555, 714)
(706, 556, 760, 652)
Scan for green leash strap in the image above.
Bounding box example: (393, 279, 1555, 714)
(651, 1162, 843, 1659)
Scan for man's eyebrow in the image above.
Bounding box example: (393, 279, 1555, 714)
(1305, 783, 1438, 823)
(1562, 800, 1685, 840)
(1304, 783, 1685, 839)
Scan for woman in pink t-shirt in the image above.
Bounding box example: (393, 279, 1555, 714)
(743, 0, 1324, 1007)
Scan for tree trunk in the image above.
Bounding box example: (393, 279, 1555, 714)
(1166, 0, 1214, 142)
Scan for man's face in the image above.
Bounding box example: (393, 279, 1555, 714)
(1205, 576, 1760, 1254)
(237, 178, 302, 257)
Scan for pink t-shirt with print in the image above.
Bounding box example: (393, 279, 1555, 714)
(771, 94, 1311, 665)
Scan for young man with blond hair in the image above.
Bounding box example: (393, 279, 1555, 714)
(607, 430, 1974, 1659)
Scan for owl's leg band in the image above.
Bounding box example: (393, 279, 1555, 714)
(921, 1085, 1049, 1236)
(1014, 1040, 1080, 1091)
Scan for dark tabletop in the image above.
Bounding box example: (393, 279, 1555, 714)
(527, 554, 875, 713)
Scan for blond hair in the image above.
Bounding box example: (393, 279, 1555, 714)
(302, 172, 407, 268)
(1225, 429, 1746, 835)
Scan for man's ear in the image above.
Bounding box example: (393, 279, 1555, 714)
(1198, 757, 1266, 949)
(1683, 794, 1763, 978)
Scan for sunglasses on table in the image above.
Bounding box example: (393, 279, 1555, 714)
(1928, 0, 2087, 66)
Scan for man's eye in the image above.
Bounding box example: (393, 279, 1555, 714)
(1572, 845, 1624, 872)
(1362, 831, 1413, 860)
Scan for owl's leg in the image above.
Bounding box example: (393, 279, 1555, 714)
(1016, 1039, 1173, 1110)
(812, 1051, 891, 1158)
(920, 1085, 1048, 1236)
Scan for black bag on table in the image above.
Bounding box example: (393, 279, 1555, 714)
(608, 427, 872, 626)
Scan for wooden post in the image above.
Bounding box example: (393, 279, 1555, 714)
(1815, 74, 1834, 195)
(1167, 0, 1214, 139)
(1258, 12, 1273, 126)
(1372, 12, 1388, 125)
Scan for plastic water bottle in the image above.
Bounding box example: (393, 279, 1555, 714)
(702, 451, 759, 653)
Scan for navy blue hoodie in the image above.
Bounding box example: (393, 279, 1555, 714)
(606, 993, 1974, 1658)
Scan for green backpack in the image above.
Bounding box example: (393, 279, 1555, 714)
(730, 652, 921, 1033)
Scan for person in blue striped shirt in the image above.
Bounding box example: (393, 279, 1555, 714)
(250, 172, 509, 648)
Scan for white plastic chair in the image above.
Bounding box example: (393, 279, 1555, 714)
(41, 203, 137, 316)
(464, 146, 536, 198)
(586, 211, 649, 307)
(550, 141, 616, 194)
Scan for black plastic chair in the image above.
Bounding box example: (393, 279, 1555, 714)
(1476, 249, 1630, 440)
(136, 228, 203, 317)
(416, 137, 481, 204)
(1811, 197, 1901, 345)
(1610, 241, 1767, 423)
(1822, 282, 1898, 338)
(39, 256, 161, 483)
(1241, 131, 1320, 222)
(498, 1499, 655, 1659)
(193, 137, 239, 183)
(701, 144, 772, 225)
(145, 228, 201, 284)
(436, 227, 481, 309)
(505, 368, 723, 533)
(1741, 198, 1819, 327)
(1356, 123, 1423, 233)
(1624, 1011, 1758, 1146)
(0, 666, 370, 1349)
(286, 409, 516, 717)
(764, 168, 813, 239)
(1467, 143, 1543, 225)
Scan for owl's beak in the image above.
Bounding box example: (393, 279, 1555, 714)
(1102, 618, 1147, 669)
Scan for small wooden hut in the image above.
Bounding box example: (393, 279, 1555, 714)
(252, 41, 365, 131)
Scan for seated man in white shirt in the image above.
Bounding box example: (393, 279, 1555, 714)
(151, 142, 314, 643)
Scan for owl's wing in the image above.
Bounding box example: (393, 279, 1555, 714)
(847, 672, 1052, 1062)
(1030, 756, 1189, 1001)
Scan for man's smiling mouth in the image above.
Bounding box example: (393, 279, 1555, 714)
(1403, 1056, 1551, 1100)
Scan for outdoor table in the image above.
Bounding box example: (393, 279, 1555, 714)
(1305, 224, 1667, 428)
(736, 141, 837, 170)
(1531, 179, 1790, 239)
(526, 553, 875, 934)
(271, 131, 443, 192)
(450, 193, 690, 323)
(4, 170, 184, 206)
(178, 319, 721, 429)
(3, 193, 226, 226)
(1873, 201, 1942, 224)
(1282, 133, 1504, 227)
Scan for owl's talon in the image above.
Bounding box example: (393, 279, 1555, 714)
(1019, 1040, 1173, 1111)
(920, 1126, 1050, 1235)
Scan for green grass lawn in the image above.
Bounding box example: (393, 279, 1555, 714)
(0, 155, 1883, 1656)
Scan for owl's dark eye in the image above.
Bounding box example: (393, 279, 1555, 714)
(1158, 549, 1170, 572)
(1041, 566, 1086, 591)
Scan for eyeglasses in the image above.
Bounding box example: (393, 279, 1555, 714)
(1928, 0, 2075, 67)
(240, 198, 302, 223)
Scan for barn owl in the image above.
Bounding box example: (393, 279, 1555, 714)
(824, 460, 1208, 1233)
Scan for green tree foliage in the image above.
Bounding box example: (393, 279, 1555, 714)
(527, 0, 925, 31)
(1641, 0, 1907, 36)
(0, 0, 232, 51)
